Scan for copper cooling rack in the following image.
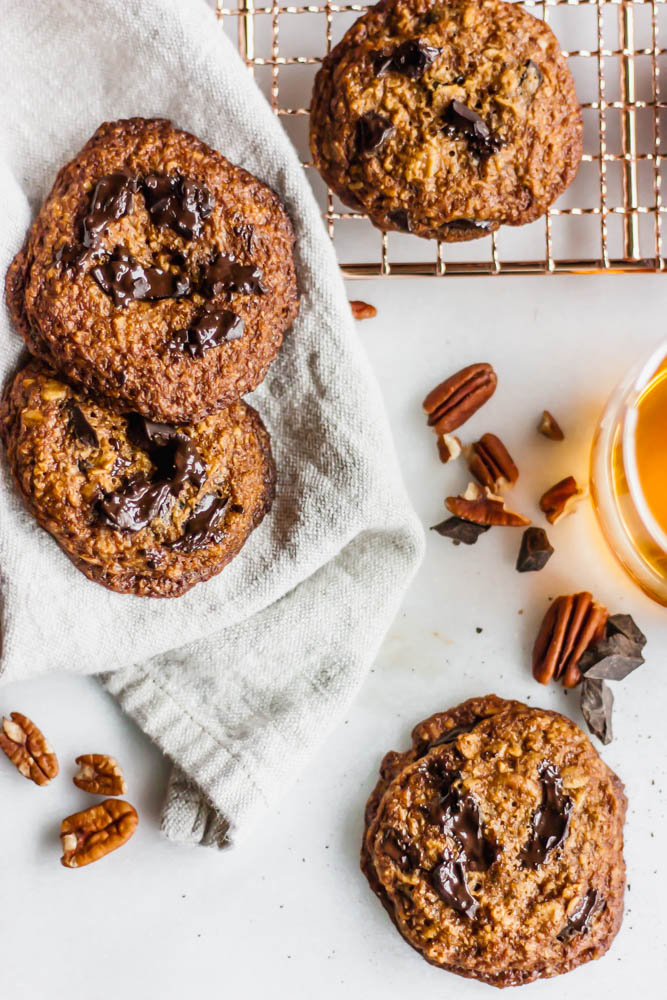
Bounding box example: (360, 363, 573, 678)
(217, 0, 667, 275)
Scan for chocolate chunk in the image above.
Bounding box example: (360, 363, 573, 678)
(233, 224, 255, 254)
(431, 848, 478, 918)
(427, 722, 477, 749)
(141, 173, 214, 240)
(98, 475, 174, 531)
(579, 632, 645, 681)
(375, 39, 442, 80)
(202, 253, 265, 296)
(382, 830, 420, 871)
(57, 171, 139, 269)
(607, 613, 647, 649)
(516, 527, 554, 572)
(581, 678, 614, 745)
(431, 516, 491, 545)
(70, 406, 99, 449)
(171, 493, 229, 552)
(429, 777, 498, 872)
(444, 218, 493, 233)
(126, 414, 206, 493)
(519, 59, 543, 98)
(91, 247, 190, 308)
(387, 208, 414, 233)
(520, 763, 572, 868)
(169, 306, 244, 358)
(356, 112, 395, 155)
(557, 889, 601, 942)
(442, 100, 503, 158)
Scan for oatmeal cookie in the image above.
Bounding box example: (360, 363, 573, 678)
(310, 0, 582, 241)
(362, 695, 626, 986)
(1, 361, 275, 598)
(6, 118, 298, 422)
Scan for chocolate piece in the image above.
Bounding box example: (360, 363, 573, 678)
(557, 890, 600, 942)
(169, 307, 244, 358)
(431, 516, 490, 545)
(356, 112, 395, 155)
(91, 247, 190, 308)
(520, 763, 572, 868)
(83, 171, 138, 248)
(383, 830, 420, 871)
(375, 39, 442, 80)
(387, 208, 414, 232)
(427, 722, 477, 749)
(431, 847, 478, 918)
(98, 476, 173, 531)
(581, 678, 614, 745)
(126, 414, 206, 493)
(442, 100, 503, 158)
(516, 527, 554, 573)
(70, 406, 99, 449)
(519, 59, 543, 98)
(202, 253, 265, 296)
(607, 613, 646, 649)
(444, 218, 493, 233)
(171, 493, 229, 552)
(233, 224, 255, 254)
(430, 779, 498, 871)
(579, 632, 645, 681)
(141, 173, 214, 240)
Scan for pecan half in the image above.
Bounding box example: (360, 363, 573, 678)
(60, 799, 138, 868)
(423, 363, 497, 435)
(538, 410, 564, 441)
(540, 476, 586, 524)
(74, 754, 127, 797)
(465, 433, 518, 492)
(533, 593, 608, 688)
(437, 432, 462, 464)
(0, 712, 59, 786)
(446, 482, 530, 527)
(349, 300, 377, 320)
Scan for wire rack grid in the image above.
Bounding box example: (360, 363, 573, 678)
(216, 0, 667, 277)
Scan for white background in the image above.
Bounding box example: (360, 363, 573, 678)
(2, 3, 667, 997)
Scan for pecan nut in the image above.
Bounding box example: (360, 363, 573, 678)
(60, 799, 138, 868)
(349, 299, 377, 320)
(0, 712, 59, 786)
(540, 476, 586, 524)
(538, 410, 565, 441)
(446, 482, 530, 527)
(532, 593, 608, 688)
(465, 433, 518, 492)
(437, 432, 462, 464)
(423, 362, 497, 435)
(74, 754, 127, 797)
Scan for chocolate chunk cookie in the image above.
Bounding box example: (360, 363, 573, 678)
(310, 0, 582, 241)
(1, 362, 275, 597)
(6, 118, 298, 422)
(362, 695, 626, 986)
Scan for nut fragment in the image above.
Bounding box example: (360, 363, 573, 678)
(349, 300, 377, 320)
(437, 433, 462, 464)
(465, 433, 518, 492)
(74, 754, 127, 796)
(0, 712, 59, 786)
(532, 593, 608, 688)
(60, 799, 138, 868)
(446, 482, 530, 527)
(423, 363, 497, 435)
(538, 410, 565, 441)
(539, 476, 586, 524)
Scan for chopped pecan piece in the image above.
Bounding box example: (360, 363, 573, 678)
(437, 432, 462, 464)
(539, 476, 586, 524)
(60, 799, 138, 868)
(74, 754, 127, 796)
(538, 410, 565, 441)
(0, 712, 59, 786)
(349, 300, 377, 320)
(532, 593, 608, 688)
(465, 433, 518, 492)
(423, 363, 497, 435)
(446, 482, 530, 527)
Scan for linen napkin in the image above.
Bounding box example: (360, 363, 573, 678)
(0, 0, 423, 847)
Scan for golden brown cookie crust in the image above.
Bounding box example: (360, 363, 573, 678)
(310, 0, 583, 241)
(362, 696, 626, 987)
(6, 118, 299, 422)
(1, 361, 276, 598)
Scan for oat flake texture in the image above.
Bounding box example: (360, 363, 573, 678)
(0, 0, 423, 847)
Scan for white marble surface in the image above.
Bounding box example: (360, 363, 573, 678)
(2, 274, 667, 998)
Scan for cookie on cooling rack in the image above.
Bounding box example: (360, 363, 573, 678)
(361, 695, 626, 987)
(6, 118, 298, 423)
(1, 361, 275, 598)
(310, 0, 582, 241)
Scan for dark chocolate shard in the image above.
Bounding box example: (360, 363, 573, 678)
(442, 100, 503, 158)
(382, 830, 421, 872)
(557, 889, 601, 942)
(171, 494, 229, 552)
(579, 632, 644, 681)
(431, 847, 478, 918)
(141, 173, 214, 240)
(429, 778, 499, 872)
(520, 763, 572, 868)
(375, 38, 442, 80)
(70, 406, 99, 450)
(516, 526, 554, 572)
(98, 475, 174, 531)
(431, 516, 490, 545)
(168, 306, 244, 358)
(519, 59, 543, 98)
(386, 208, 414, 233)
(607, 613, 646, 649)
(91, 247, 190, 308)
(355, 112, 395, 155)
(581, 678, 614, 745)
(202, 253, 265, 296)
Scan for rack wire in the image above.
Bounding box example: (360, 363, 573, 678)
(217, 0, 667, 276)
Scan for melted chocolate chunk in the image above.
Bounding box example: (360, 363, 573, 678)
(70, 406, 99, 449)
(557, 890, 601, 942)
(141, 173, 214, 240)
(382, 830, 420, 871)
(202, 253, 265, 296)
(429, 777, 498, 872)
(126, 414, 206, 493)
(91, 247, 190, 308)
(387, 209, 414, 233)
(520, 763, 573, 868)
(57, 171, 139, 269)
(516, 526, 554, 573)
(442, 100, 503, 158)
(169, 306, 244, 358)
(427, 722, 477, 749)
(580, 678, 614, 745)
(431, 516, 490, 545)
(356, 112, 395, 155)
(431, 847, 478, 918)
(375, 39, 442, 80)
(171, 494, 229, 552)
(98, 476, 174, 531)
